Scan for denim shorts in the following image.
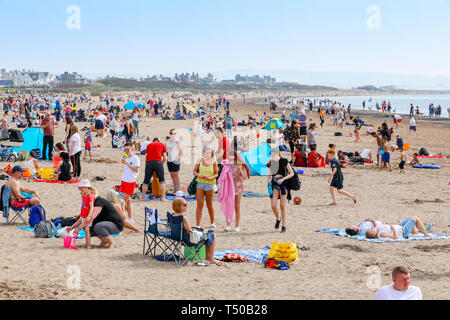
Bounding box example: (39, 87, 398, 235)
(200, 230, 215, 246)
(197, 182, 215, 192)
(398, 218, 416, 238)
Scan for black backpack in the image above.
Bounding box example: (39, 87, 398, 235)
(282, 159, 301, 191)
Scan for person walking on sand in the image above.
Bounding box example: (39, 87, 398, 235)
(408, 116, 420, 137)
(326, 149, 357, 206)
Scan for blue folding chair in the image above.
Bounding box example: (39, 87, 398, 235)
(1, 184, 31, 225)
(143, 207, 171, 258)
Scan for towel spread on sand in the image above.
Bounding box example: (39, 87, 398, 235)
(33, 179, 81, 184)
(18, 227, 120, 239)
(316, 228, 450, 243)
(243, 191, 269, 198)
(214, 246, 271, 263)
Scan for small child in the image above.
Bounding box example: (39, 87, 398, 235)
(380, 136, 392, 172)
(396, 135, 404, 150)
(326, 149, 357, 206)
(67, 180, 96, 249)
(84, 131, 93, 161)
(398, 147, 406, 174)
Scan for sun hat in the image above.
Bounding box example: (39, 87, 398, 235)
(78, 179, 92, 188)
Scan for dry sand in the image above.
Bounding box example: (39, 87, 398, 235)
(0, 94, 449, 300)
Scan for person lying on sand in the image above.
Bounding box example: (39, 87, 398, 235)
(365, 216, 434, 240)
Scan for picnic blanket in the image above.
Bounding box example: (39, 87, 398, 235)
(243, 191, 269, 198)
(33, 179, 81, 184)
(316, 228, 450, 243)
(214, 246, 271, 263)
(18, 227, 121, 239)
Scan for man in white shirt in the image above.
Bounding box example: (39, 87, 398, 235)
(409, 116, 420, 137)
(376, 266, 422, 300)
(95, 112, 108, 137)
(140, 137, 151, 155)
(120, 143, 140, 223)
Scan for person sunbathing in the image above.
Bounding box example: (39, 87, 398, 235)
(408, 153, 420, 166)
(365, 216, 433, 240)
(171, 198, 226, 266)
(7, 166, 41, 209)
(345, 218, 383, 236)
(337, 151, 350, 164)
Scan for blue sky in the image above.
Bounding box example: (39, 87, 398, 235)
(1, 0, 450, 83)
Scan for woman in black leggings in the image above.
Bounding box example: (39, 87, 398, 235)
(68, 126, 82, 178)
(71, 151, 82, 178)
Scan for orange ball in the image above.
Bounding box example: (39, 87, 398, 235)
(293, 197, 302, 205)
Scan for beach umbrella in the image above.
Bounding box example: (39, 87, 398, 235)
(264, 118, 285, 130)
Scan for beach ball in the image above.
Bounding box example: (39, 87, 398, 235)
(293, 197, 302, 205)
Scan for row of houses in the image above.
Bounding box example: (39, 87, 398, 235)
(141, 72, 216, 85)
(0, 69, 90, 87)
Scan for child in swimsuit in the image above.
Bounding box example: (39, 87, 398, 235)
(398, 147, 406, 174)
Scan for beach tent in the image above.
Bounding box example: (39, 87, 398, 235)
(264, 119, 285, 130)
(183, 104, 197, 114)
(12, 127, 44, 154)
(124, 101, 136, 110)
(240, 143, 271, 176)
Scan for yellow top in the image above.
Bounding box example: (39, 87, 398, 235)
(196, 160, 216, 184)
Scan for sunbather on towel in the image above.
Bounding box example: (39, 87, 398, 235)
(7, 165, 41, 209)
(172, 198, 226, 266)
(345, 218, 383, 236)
(365, 216, 434, 240)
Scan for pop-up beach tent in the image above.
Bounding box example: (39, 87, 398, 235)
(240, 143, 271, 176)
(12, 127, 43, 154)
(264, 119, 285, 130)
(124, 101, 136, 110)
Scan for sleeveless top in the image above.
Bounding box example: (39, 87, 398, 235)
(58, 160, 72, 182)
(196, 160, 216, 184)
(24, 158, 37, 175)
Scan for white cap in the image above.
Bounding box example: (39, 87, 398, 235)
(78, 179, 92, 188)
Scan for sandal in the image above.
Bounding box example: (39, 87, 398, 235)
(300, 246, 311, 251)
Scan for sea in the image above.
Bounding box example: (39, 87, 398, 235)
(320, 94, 450, 117)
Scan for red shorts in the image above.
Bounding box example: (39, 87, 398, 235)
(120, 181, 136, 196)
(11, 199, 31, 209)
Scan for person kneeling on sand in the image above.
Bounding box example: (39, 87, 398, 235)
(365, 216, 433, 240)
(172, 198, 226, 266)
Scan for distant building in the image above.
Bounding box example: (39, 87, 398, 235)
(235, 74, 276, 86)
(0, 80, 14, 88)
(55, 72, 88, 85)
(0, 69, 55, 87)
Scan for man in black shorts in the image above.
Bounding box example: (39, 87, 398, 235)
(141, 138, 167, 201)
(326, 149, 357, 206)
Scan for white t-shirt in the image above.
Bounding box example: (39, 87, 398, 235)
(361, 149, 371, 159)
(121, 155, 140, 183)
(96, 114, 107, 122)
(68, 133, 81, 156)
(394, 115, 402, 121)
(376, 284, 422, 300)
(140, 141, 150, 154)
(132, 112, 140, 122)
(110, 119, 120, 132)
(166, 140, 180, 163)
(376, 223, 403, 239)
(410, 118, 416, 126)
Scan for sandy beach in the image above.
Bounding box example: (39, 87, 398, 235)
(0, 94, 449, 300)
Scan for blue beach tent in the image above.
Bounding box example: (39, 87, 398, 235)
(240, 143, 271, 176)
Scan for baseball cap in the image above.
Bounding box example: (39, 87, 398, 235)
(12, 166, 26, 174)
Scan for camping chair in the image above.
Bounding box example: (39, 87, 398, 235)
(166, 212, 208, 266)
(1, 185, 31, 225)
(143, 207, 171, 258)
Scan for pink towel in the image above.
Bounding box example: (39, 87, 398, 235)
(218, 161, 235, 225)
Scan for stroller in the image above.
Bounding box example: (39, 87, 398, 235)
(0, 129, 24, 162)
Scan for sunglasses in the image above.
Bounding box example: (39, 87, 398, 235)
(183, 203, 188, 207)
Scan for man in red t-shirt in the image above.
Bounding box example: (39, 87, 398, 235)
(141, 138, 167, 201)
(215, 127, 231, 177)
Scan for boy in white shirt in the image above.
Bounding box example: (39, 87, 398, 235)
(120, 143, 140, 224)
(376, 267, 422, 300)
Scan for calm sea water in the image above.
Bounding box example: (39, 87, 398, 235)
(321, 95, 450, 117)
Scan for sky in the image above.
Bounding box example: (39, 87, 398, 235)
(1, 0, 450, 88)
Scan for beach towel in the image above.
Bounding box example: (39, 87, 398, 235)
(214, 246, 271, 263)
(218, 161, 235, 225)
(243, 191, 269, 198)
(17, 226, 120, 239)
(33, 179, 81, 184)
(139, 194, 210, 202)
(411, 155, 444, 159)
(316, 228, 450, 243)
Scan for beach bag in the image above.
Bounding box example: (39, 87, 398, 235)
(264, 258, 290, 270)
(29, 205, 46, 228)
(268, 241, 299, 265)
(334, 132, 343, 136)
(221, 254, 250, 263)
(189, 230, 203, 244)
(34, 220, 57, 238)
(284, 165, 301, 191)
(187, 177, 198, 196)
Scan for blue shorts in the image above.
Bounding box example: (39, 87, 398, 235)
(200, 230, 215, 246)
(409, 126, 416, 131)
(381, 152, 390, 163)
(398, 218, 416, 238)
(197, 182, 215, 192)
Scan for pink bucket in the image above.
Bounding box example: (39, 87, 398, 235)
(63, 237, 72, 248)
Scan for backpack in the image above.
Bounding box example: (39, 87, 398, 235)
(29, 205, 46, 228)
(130, 123, 135, 134)
(34, 220, 57, 238)
(283, 159, 301, 191)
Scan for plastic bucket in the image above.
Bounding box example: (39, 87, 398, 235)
(63, 237, 72, 248)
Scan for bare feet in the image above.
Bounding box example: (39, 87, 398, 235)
(353, 196, 357, 204)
